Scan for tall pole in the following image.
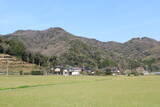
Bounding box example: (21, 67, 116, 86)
(6, 59, 9, 76)
(32, 59, 34, 72)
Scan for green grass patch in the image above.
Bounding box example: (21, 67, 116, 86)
(0, 76, 160, 107)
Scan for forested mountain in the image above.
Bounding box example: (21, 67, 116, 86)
(0, 27, 160, 71)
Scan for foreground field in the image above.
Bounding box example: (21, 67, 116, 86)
(0, 76, 160, 107)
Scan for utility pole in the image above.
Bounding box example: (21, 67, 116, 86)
(32, 58, 34, 71)
(6, 59, 9, 76)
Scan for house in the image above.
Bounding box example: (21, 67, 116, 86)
(51, 66, 82, 76)
(63, 69, 69, 76)
(82, 67, 92, 73)
(136, 67, 149, 75)
(82, 67, 94, 75)
(54, 68, 61, 75)
(111, 67, 120, 76)
(68, 67, 82, 76)
(62, 67, 82, 76)
(143, 71, 149, 75)
(72, 71, 80, 76)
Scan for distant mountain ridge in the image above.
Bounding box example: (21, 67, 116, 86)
(4, 27, 106, 56)
(1, 27, 160, 70)
(2, 27, 160, 58)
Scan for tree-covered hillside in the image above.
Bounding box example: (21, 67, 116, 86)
(1, 27, 160, 72)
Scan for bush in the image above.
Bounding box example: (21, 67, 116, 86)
(31, 71, 43, 75)
(94, 70, 105, 76)
(19, 71, 23, 75)
(132, 72, 139, 76)
(23, 72, 31, 75)
(105, 68, 112, 75)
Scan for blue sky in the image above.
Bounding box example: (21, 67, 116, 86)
(0, 0, 160, 42)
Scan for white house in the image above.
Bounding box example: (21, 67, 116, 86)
(68, 67, 82, 76)
(63, 69, 69, 76)
(72, 71, 80, 76)
(143, 71, 149, 75)
(54, 68, 61, 75)
(55, 68, 61, 72)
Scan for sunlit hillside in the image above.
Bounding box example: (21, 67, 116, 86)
(0, 54, 40, 74)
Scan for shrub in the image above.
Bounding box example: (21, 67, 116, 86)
(19, 71, 23, 75)
(105, 68, 112, 75)
(94, 70, 105, 76)
(31, 71, 43, 75)
(23, 72, 31, 75)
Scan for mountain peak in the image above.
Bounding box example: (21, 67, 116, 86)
(46, 27, 65, 32)
(12, 30, 36, 35)
(130, 37, 157, 41)
(12, 27, 66, 36)
(141, 37, 157, 41)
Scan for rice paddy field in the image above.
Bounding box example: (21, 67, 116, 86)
(0, 75, 160, 107)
